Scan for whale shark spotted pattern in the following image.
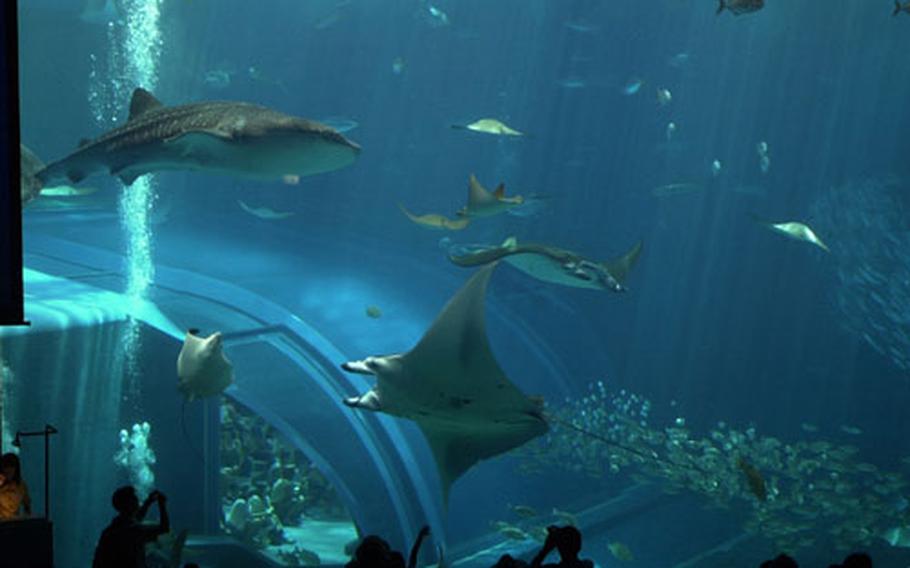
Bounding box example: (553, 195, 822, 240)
(36, 88, 360, 187)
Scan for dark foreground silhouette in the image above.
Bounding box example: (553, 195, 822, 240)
(92, 485, 170, 568)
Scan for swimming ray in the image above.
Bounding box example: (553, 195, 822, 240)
(341, 264, 548, 503)
(448, 237, 643, 292)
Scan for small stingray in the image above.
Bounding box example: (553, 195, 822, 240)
(400, 204, 470, 230)
(341, 263, 549, 502)
(451, 118, 523, 137)
(176, 329, 233, 401)
(457, 174, 524, 218)
(238, 200, 295, 220)
(448, 236, 643, 292)
(752, 215, 829, 252)
(40, 185, 99, 197)
(651, 182, 703, 197)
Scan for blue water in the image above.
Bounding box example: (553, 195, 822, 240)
(11, 1, 910, 567)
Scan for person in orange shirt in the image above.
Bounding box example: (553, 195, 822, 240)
(0, 453, 31, 520)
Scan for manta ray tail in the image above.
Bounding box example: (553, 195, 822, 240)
(549, 415, 709, 475)
(180, 399, 205, 464)
(602, 240, 643, 287)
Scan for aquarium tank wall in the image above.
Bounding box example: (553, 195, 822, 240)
(3, 1, 910, 567)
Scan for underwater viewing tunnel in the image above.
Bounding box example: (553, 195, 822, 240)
(4, 208, 643, 568)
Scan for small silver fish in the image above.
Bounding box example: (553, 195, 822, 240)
(717, 0, 764, 16)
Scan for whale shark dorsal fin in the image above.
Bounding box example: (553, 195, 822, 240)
(603, 240, 643, 286)
(494, 183, 506, 199)
(129, 88, 164, 121)
(502, 236, 518, 249)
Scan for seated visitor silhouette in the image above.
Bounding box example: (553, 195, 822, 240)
(830, 552, 873, 568)
(347, 525, 430, 568)
(760, 553, 798, 567)
(92, 485, 170, 568)
(493, 553, 529, 568)
(0, 452, 31, 520)
(530, 525, 593, 568)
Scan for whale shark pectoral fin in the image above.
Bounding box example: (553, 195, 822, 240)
(602, 240, 643, 287)
(66, 169, 87, 184)
(110, 165, 140, 186)
(344, 389, 382, 411)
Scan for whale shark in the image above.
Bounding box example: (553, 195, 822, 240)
(36, 88, 360, 188)
(448, 237, 643, 292)
(20, 144, 45, 206)
(341, 263, 548, 502)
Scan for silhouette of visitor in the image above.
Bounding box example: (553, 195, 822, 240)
(837, 552, 872, 568)
(92, 486, 170, 568)
(530, 525, 593, 568)
(407, 525, 430, 568)
(760, 554, 799, 568)
(493, 553, 529, 568)
(347, 534, 393, 568)
(346, 526, 430, 568)
(0, 452, 31, 520)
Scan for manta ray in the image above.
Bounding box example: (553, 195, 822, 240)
(341, 263, 549, 502)
(36, 88, 360, 187)
(448, 237, 643, 292)
(176, 329, 234, 401)
(457, 174, 524, 218)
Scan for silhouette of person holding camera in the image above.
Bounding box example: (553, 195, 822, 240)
(530, 525, 593, 568)
(92, 485, 170, 568)
(346, 525, 431, 568)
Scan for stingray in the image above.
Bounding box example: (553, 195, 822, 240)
(457, 174, 524, 218)
(399, 204, 470, 231)
(448, 237, 643, 292)
(238, 200, 295, 220)
(176, 329, 234, 400)
(451, 118, 524, 137)
(751, 214, 830, 252)
(341, 263, 549, 502)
